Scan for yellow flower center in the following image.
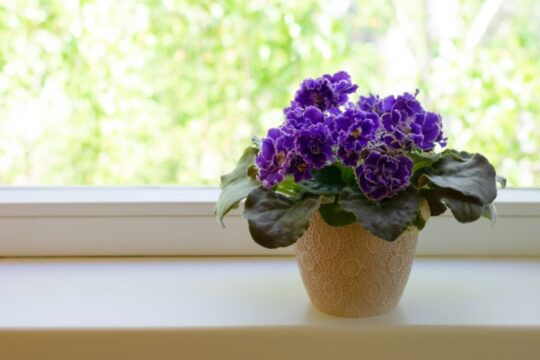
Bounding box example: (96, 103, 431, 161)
(276, 151, 286, 165)
(351, 129, 362, 138)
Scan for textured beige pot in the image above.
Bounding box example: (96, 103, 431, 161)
(295, 212, 418, 318)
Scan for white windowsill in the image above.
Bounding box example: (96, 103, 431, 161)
(1, 256, 539, 359)
(1, 187, 538, 215)
(0, 187, 539, 257)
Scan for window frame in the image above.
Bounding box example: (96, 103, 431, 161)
(0, 187, 538, 257)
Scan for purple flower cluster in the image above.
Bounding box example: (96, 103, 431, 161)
(255, 107, 335, 187)
(255, 71, 447, 201)
(293, 71, 358, 112)
(334, 105, 379, 166)
(356, 152, 413, 201)
(377, 91, 447, 151)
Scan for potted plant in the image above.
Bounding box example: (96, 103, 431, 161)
(215, 71, 505, 318)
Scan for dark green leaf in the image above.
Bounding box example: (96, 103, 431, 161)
(215, 146, 260, 227)
(243, 188, 321, 249)
(442, 149, 474, 161)
(440, 191, 484, 223)
(337, 164, 357, 186)
(298, 165, 345, 195)
(340, 186, 421, 242)
(419, 153, 497, 205)
(423, 188, 484, 223)
(420, 189, 447, 216)
(319, 202, 357, 227)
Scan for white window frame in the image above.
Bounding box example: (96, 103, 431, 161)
(0, 187, 538, 257)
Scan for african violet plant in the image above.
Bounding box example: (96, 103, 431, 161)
(215, 71, 505, 248)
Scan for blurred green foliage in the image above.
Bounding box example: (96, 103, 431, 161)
(0, 0, 538, 186)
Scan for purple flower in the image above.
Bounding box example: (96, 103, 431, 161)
(379, 90, 423, 115)
(295, 123, 335, 169)
(355, 151, 413, 201)
(284, 105, 326, 130)
(255, 124, 322, 187)
(379, 109, 411, 150)
(358, 94, 379, 112)
(409, 111, 447, 151)
(286, 153, 313, 182)
(293, 71, 358, 111)
(334, 105, 379, 166)
(323, 71, 359, 106)
(255, 127, 294, 188)
(377, 91, 446, 151)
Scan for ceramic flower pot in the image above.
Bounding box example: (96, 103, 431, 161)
(295, 212, 418, 318)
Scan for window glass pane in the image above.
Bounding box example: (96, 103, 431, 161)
(0, 0, 538, 186)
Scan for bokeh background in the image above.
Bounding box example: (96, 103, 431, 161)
(0, 0, 538, 186)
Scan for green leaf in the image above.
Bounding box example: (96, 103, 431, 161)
(496, 176, 507, 189)
(251, 136, 262, 148)
(340, 186, 421, 242)
(411, 198, 431, 230)
(319, 201, 356, 227)
(214, 146, 260, 227)
(422, 188, 484, 223)
(298, 165, 346, 195)
(440, 191, 484, 223)
(441, 192, 484, 223)
(409, 151, 442, 173)
(442, 149, 475, 161)
(275, 178, 304, 198)
(337, 164, 357, 186)
(420, 189, 447, 216)
(419, 152, 497, 205)
(243, 188, 321, 249)
(482, 203, 497, 225)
